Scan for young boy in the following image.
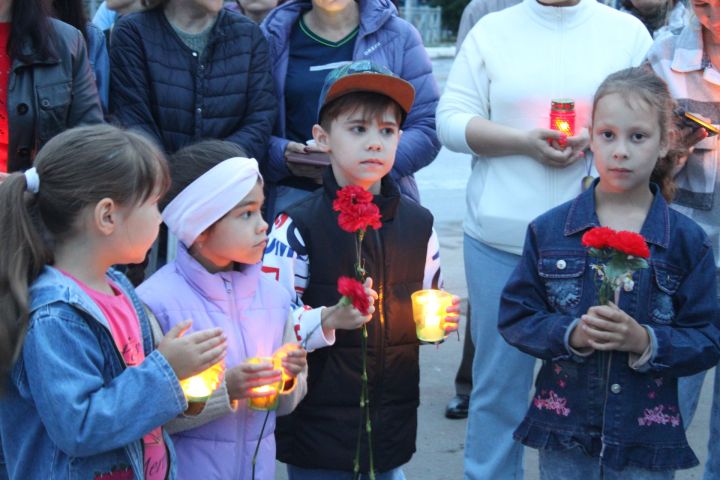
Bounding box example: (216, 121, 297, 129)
(262, 61, 459, 479)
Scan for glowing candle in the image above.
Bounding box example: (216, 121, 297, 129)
(180, 362, 224, 404)
(246, 357, 283, 411)
(549, 99, 575, 146)
(411, 289, 453, 343)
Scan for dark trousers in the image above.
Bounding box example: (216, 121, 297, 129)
(455, 303, 474, 396)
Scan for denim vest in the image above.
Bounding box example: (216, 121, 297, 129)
(499, 183, 720, 471)
(0, 267, 186, 479)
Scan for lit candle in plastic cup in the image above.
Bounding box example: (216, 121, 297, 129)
(411, 289, 453, 343)
(247, 357, 283, 411)
(180, 362, 224, 414)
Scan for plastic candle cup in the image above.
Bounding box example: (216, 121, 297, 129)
(247, 357, 283, 411)
(550, 99, 575, 146)
(411, 289, 453, 343)
(180, 362, 224, 412)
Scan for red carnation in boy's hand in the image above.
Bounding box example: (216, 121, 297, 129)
(608, 230, 650, 258)
(337, 276, 371, 315)
(581, 226, 615, 250)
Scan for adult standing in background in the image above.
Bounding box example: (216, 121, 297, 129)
(445, 0, 521, 422)
(109, 0, 276, 161)
(260, 0, 440, 220)
(0, 0, 103, 174)
(648, 1, 720, 477)
(92, 0, 162, 31)
(225, 0, 282, 23)
(436, 0, 652, 477)
(52, 0, 110, 112)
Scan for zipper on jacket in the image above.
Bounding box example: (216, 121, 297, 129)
(372, 229, 386, 443)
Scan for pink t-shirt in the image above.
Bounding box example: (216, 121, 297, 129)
(62, 271, 168, 480)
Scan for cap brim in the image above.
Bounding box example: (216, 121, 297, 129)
(323, 73, 415, 115)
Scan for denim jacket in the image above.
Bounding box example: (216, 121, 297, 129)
(0, 267, 186, 479)
(499, 183, 720, 471)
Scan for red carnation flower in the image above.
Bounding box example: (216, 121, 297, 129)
(608, 230, 650, 258)
(581, 226, 615, 250)
(337, 276, 371, 315)
(333, 185, 382, 233)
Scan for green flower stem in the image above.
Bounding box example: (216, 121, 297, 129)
(251, 411, 270, 480)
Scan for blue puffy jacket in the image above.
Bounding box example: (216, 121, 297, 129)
(261, 0, 441, 201)
(109, 7, 276, 160)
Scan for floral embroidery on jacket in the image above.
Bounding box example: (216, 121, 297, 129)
(533, 390, 571, 416)
(637, 404, 681, 427)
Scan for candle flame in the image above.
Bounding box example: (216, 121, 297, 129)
(555, 120, 571, 134)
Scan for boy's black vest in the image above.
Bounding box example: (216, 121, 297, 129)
(276, 170, 434, 473)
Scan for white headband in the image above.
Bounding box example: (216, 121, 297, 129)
(24, 167, 40, 194)
(163, 157, 263, 247)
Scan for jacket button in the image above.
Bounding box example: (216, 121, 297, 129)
(192, 51, 198, 57)
(556, 259, 567, 270)
(610, 383, 622, 394)
(16, 103, 28, 115)
(41, 99, 50, 108)
(196, 107, 202, 114)
(17, 147, 30, 157)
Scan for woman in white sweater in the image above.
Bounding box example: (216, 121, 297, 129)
(436, 1, 651, 478)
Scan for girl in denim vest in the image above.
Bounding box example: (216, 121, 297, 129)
(0, 125, 227, 480)
(499, 67, 720, 479)
(137, 140, 307, 480)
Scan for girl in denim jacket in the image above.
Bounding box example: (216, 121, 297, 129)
(499, 67, 720, 479)
(0, 125, 227, 480)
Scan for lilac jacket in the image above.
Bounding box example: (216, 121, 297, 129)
(138, 246, 305, 480)
(261, 0, 441, 201)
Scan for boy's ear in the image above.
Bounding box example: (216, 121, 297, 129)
(312, 124, 330, 149)
(94, 198, 117, 236)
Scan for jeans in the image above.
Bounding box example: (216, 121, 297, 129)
(463, 235, 534, 480)
(539, 447, 674, 479)
(678, 279, 720, 480)
(286, 465, 406, 480)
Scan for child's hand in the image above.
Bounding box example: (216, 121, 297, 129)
(274, 343, 307, 378)
(321, 277, 378, 332)
(579, 303, 649, 354)
(444, 295, 461, 335)
(157, 320, 227, 380)
(225, 360, 283, 402)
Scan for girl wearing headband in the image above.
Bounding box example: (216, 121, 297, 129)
(0, 124, 227, 479)
(137, 140, 307, 480)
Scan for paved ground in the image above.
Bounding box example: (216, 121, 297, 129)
(277, 55, 717, 480)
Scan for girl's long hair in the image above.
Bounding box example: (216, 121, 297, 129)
(51, 0, 89, 43)
(8, 0, 53, 62)
(0, 125, 170, 378)
(591, 66, 677, 202)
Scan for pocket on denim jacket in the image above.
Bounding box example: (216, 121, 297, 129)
(648, 263, 683, 324)
(538, 253, 586, 314)
(35, 81, 72, 143)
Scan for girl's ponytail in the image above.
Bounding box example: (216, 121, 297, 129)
(0, 173, 52, 377)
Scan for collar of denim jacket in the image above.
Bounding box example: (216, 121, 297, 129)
(563, 180, 670, 249)
(28, 266, 125, 330)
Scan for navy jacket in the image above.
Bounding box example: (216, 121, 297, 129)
(109, 8, 276, 160)
(261, 0, 441, 201)
(499, 182, 720, 471)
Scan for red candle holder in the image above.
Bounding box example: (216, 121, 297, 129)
(550, 99, 575, 147)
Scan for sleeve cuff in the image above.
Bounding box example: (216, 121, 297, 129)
(564, 318, 593, 359)
(300, 307, 335, 351)
(628, 326, 657, 372)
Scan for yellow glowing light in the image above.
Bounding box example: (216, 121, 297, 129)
(555, 120, 571, 134)
(180, 362, 224, 403)
(246, 357, 283, 411)
(411, 290, 453, 343)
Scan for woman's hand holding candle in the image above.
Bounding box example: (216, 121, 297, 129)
(225, 359, 282, 402)
(443, 295, 462, 335)
(524, 129, 574, 168)
(550, 127, 589, 164)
